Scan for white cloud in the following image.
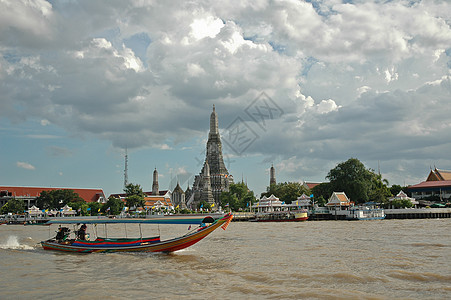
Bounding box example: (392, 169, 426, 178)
(190, 16, 224, 40)
(1, 0, 450, 189)
(17, 161, 35, 170)
(316, 99, 340, 114)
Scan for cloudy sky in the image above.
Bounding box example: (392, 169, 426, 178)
(1, 0, 450, 197)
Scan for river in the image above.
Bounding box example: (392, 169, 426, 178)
(1, 219, 450, 299)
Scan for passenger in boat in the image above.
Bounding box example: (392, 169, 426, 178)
(55, 226, 70, 242)
(77, 224, 88, 240)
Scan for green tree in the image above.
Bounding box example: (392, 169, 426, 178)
(261, 182, 309, 204)
(1, 198, 25, 214)
(312, 183, 332, 204)
(326, 158, 374, 204)
(126, 195, 145, 210)
(103, 196, 125, 215)
(88, 202, 103, 215)
(36, 189, 84, 209)
(124, 183, 145, 198)
(368, 174, 392, 205)
(124, 183, 145, 210)
(220, 182, 256, 211)
(391, 199, 414, 208)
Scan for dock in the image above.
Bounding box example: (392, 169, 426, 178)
(231, 208, 451, 221)
(385, 208, 451, 219)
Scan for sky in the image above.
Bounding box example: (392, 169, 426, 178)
(1, 0, 450, 198)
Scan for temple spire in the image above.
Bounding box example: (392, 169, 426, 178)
(270, 164, 276, 185)
(152, 167, 159, 195)
(210, 104, 218, 134)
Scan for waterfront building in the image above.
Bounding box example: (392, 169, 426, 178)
(408, 168, 451, 201)
(190, 105, 234, 209)
(252, 194, 283, 213)
(389, 191, 419, 208)
(0, 186, 106, 209)
(292, 193, 312, 209)
(326, 192, 351, 210)
(144, 195, 172, 211)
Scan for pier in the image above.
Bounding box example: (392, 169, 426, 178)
(231, 208, 451, 221)
(385, 208, 451, 219)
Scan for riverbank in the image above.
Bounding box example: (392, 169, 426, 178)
(232, 208, 451, 221)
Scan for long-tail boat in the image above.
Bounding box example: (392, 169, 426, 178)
(41, 213, 233, 253)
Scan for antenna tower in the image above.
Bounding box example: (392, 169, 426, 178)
(124, 147, 128, 188)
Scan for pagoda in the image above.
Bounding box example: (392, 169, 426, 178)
(190, 105, 234, 208)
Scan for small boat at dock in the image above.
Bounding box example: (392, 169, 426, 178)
(253, 210, 308, 222)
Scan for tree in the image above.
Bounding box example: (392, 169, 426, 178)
(124, 183, 145, 198)
(261, 182, 309, 204)
(368, 174, 392, 205)
(36, 189, 84, 210)
(326, 158, 374, 204)
(104, 196, 125, 215)
(312, 183, 332, 204)
(326, 158, 392, 205)
(124, 183, 145, 210)
(89, 202, 103, 215)
(1, 198, 25, 214)
(391, 199, 414, 208)
(220, 182, 256, 211)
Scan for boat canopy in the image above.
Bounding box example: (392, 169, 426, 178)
(46, 214, 220, 225)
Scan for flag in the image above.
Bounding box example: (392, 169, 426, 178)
(98, 208, 101, 212)
(77, 208, 81, 212)
(310, 194, 314, 198)
(211, 203, 215, 207)
(200, 204, 203, 208)
(225, 203, 229, 207)
(106, 207, 110, 211)
(176, 205, 179, 209)
(87, 207, 91, 211)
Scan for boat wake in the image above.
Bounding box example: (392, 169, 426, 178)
(0, 236, 34, 250)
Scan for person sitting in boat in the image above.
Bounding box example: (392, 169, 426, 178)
(55, 226, 70, 242)
(77, 224, 88, 240)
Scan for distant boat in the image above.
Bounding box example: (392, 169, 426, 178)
(40, 213, 233, 253)
(344, 207, 385, 220)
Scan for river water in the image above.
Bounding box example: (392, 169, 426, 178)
(1, 219, 450, 299)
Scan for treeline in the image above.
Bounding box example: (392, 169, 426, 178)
(311, 158, 410, 207)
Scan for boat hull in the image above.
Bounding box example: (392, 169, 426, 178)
(41, 213, 233, 253)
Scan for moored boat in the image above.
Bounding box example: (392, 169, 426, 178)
(345, 207, 385, 220)
(41, 213, 233, 253)
(254, 210, 308, 222)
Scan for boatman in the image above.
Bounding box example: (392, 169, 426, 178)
(77, 224, 88, 240)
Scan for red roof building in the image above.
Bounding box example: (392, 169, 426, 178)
(302, 182, 322, 190)
(0, 186, 106, 209)
(408, 168, 451, 201)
